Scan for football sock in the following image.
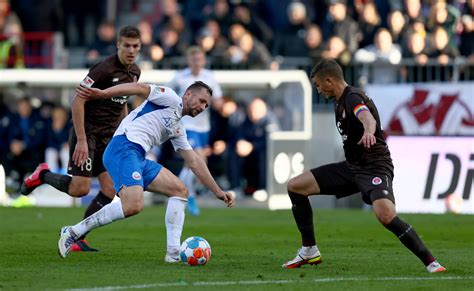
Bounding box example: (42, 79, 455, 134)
(386, 216, 436, 266)
(179, 167, 196, 198)
(71, 200, 125, 238)
(165, 196, 187, 255)
(288, 191, 316, 246)
(83, 191, 113, 219)
(42, 171, 72, 193)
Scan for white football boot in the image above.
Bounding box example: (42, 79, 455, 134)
(426, 260, 446, 273)
(58, 226, 77, 258)
(282, 246, 322, 268)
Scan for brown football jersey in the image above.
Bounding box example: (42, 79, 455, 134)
(79, 54, 141, 138)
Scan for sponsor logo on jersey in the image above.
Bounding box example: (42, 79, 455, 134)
(163, 117, 172, 127)
(132, 171, 141, 180)
(372, 177, 382, 185)
(80, 76, 94, 88)
(111, 96, 128, 104)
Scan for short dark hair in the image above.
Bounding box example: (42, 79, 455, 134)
(119, 25, 141, 40)
(310, 59, 344, 80)
(186, 81, 213, 97)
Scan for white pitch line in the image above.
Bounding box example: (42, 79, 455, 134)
(68, 276, 474, 291)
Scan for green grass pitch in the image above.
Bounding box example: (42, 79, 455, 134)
(0, 206, 473, 290)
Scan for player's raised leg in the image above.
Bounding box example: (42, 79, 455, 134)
(282, 171, 322, 268)
(372, 197, 446, 273)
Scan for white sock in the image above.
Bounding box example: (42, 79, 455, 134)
(165, 196, 187, 255)
(71, 200, 125, 238)
(179, 167, 196, 198)
(301, 245, 319, 256)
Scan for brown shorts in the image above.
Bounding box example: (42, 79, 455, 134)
(310, 161, 395, 205)
(67, 130, 110, 177)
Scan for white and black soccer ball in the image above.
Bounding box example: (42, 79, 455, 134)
(179, 236, 212, 266)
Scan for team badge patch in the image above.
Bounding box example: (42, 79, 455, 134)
(372, 177, 382, 185)
(132, 171, 141, 180)
(80, 76, 94, 88)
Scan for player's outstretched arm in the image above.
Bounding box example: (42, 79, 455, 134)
(76, 83, 151, 100)
(357, 110, 377, 149)
(179, 149, 235, 208)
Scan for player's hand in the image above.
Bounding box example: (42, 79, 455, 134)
(358, 132, 376, 149)
(215, 190, 235, 208)
(72, 139, 89, 167)
(75, 85, 106, 100)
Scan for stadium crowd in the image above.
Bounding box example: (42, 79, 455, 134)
(0, 0, 473, 199)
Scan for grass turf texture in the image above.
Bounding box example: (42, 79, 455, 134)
(0, 207, 472, 290)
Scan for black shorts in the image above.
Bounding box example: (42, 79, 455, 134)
(310, 161, 395, 205)
(68, 130, 110, 177)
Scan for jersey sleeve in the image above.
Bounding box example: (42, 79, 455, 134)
(147, 85, 180, 107)
(79, 63, 104, 88)
(347, 93, 370, 118)
(170, 123, 192, 151)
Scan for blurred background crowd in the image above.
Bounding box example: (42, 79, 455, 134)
(0, 0, 473, 200)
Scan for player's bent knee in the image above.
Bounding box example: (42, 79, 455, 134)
(175, 185, 189, 199)
(287, 178, 300, 194)
(377, 212, 396, 226)
(122, 197, 144, 216)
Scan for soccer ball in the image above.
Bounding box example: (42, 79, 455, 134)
(179, 236, 212, 266)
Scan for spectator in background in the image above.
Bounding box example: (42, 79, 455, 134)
(387, 10, 407, 45)
(169, 46, 223, 215)
(459, 1, 473, 59)
(228, 32, 273, 69)
(273, 2, 310, 57)
(86, 21, 116, 67)
(403, 30, 428, 64)
(136, 20, 163, 69)
(404, 0, 425, 25)
(152, 0, 183, 42)
(427, 1, 459, 42)
(400, 30, 429, 82)
(195, 19, 229, 66)
(0, 0, 24, 68)
(321, 36, 352, 66)
(207, 0, 234, 38)
(8, 97, 47, 191)
(228, 22, 247, 46)
(155, 25, 186, 61)
(323, 0, 362, 53)
(207, 96, 243, 189)
(234, 98, 279, 195)
(354, 28, 402, 83)
(358, 2, 382, 48)
(425, 26, 459, 66)
(304, 24, 324, 63)
(45, 106, 70, 174)
(232, 3, 273, 48)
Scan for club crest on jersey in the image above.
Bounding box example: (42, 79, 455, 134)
(372, 177, 382, 185)
(155, 86, 165, 93)
(80, 76, 94, 88)
(132, 171, 141, 180)
(113, 77, 119, 82)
